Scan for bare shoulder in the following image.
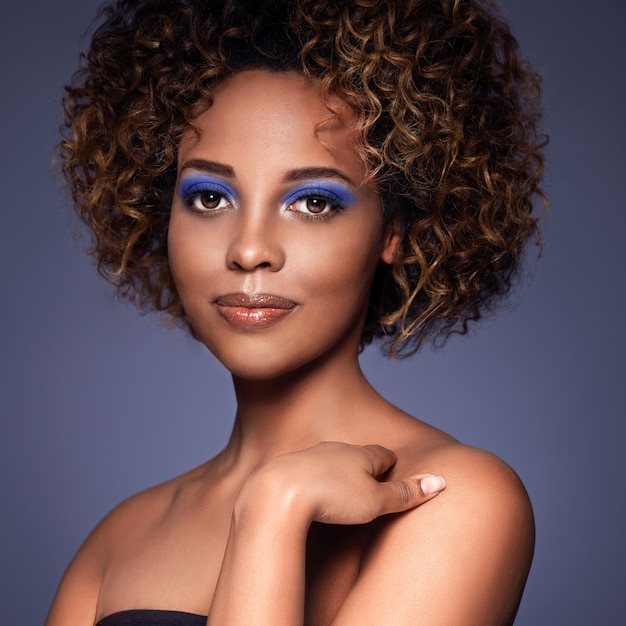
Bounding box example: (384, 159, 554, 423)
(336, 430, 535, 625)
(77, 464, 199, 558)
(404, 435, 534, 567)
(388, 414, 533, 530)
(387, 411, 533, 525)
(415, 441, 534, 522)
(44, 466, 202, 626)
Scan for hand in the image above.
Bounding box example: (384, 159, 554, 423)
(237, 442, 445, 527)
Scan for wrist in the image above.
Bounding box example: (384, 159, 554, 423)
(233, 463, 314, 535)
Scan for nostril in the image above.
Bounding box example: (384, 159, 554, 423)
(231, 257, 276, 272)
(225, 222, 285, 272)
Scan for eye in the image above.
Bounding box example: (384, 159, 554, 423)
(178, 174, 236, 215)
(188, 190, 231, 212)
(283, 182, 356, 219)
(289, 195, 337, 216)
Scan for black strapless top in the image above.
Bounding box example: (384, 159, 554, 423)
(96, 609, 207, 625)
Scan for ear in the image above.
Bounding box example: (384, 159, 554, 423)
(380, 228, 401, 264)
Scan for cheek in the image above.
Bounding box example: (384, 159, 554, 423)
(167, 211, 220, 301)
(295, 222, 383, 304)
(167, 214, 194, 293)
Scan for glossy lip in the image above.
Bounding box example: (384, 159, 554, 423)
(215, 293, 297, 328)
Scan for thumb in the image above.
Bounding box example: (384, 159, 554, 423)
(380, 474, 446, 513)
(418, 474, 446, 496)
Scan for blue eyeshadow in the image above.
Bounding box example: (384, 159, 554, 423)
(281, 181, 356, 208)
(179, 174, 236, 202)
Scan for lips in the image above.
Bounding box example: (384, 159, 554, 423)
(215, 293, 296, 327)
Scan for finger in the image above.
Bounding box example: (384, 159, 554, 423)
(362, 444, 397, 476)
(378, 474, 446, 514)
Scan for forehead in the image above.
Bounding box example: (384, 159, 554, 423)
(178, 70, 364, 181)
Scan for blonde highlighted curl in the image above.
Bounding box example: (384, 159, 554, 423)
(61, 0, 546, 356)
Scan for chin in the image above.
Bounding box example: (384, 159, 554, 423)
(218, 360, 304, 384)
(194, 332, 296, 380)
(202, 333, 359, 384)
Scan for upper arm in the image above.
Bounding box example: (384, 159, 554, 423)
(45, 530, 105, 626)
(332, 447, 535, 626)
(44, 490, 146, 626)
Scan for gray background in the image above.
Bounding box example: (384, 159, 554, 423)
(1, 1, 624, 623)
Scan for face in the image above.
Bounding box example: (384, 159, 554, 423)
(168, 70, 398, 380)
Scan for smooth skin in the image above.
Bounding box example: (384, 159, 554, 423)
(46, 71, 534, 626)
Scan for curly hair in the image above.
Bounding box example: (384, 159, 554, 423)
(60, 0, 546, 356)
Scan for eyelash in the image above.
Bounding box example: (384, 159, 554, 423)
(180, 182, 235, 216)
(284, 189, 349, 221)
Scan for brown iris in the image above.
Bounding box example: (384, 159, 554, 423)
(306, 197, 328, 213)
(200, 192, 223, 209)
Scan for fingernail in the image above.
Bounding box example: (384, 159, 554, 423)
(420, 474, 446, 495)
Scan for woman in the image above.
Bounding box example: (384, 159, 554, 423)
(46, 0, 545, 624)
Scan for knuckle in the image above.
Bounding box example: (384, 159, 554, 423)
(365, 445, 397, 473)
(395, 480, 416, 508)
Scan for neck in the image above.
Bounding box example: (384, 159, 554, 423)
(220, 349, 389, 472)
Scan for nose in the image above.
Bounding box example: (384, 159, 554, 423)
(225, 210, 285, 272)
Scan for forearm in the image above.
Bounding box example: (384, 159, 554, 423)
(206, 474, 312, 626)
(205, 443, 444, 625)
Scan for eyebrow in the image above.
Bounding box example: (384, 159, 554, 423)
(282, 167, 355, 187)
(179, 160, 354, 187)
(179, 159, 235, 178)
